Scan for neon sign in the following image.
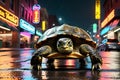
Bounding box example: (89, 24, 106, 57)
(0, 6, 19, 26)
(20, 19, 35, 34)
(102, 39, 107, 44)
(95, 0, 101, 19)
(42, 21, 46, 31)
(100, 26, 111, 36)
(101, 9, 115, 28)
(33, 4, 40, 24)
(36, 30, 42, 36)
(93, 23, 97, 33)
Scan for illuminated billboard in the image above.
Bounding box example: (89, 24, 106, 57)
(100, 26, 111, 36)
(36, 30, 42, 36)
(0, 6, 19, 26)
(20, 19, 35, 34)
(42, 21, 46, 31)
(95, 0, 101, 19)
(32, 4, 41, 24)
(101, 9, 115, 28)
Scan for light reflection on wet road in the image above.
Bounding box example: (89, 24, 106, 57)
(0, 50, 120, 80)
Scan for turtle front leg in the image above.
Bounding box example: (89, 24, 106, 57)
(89, 52, 102, 71)
(79, 44, 102, 70)
(30, 45, 52, 70)
(31, 55, 42, 70)
(47, 59, 55, 69)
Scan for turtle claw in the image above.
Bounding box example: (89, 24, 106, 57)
(31, 65, 41, 70)
(92, 63, 101, 71)
(30, 55, 42, 70)
(37, 65, 41, 70)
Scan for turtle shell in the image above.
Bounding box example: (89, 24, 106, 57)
(35, 24, 96, 49)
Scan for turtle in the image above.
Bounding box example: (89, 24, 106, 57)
(30, 24, 102, 70)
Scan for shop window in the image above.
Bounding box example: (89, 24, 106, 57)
(10, 0, 14, 10)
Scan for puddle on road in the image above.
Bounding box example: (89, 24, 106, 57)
(0, 69, 119, 80)
(0, 50, 120, 80)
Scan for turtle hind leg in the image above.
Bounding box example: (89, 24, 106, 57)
(79, 59, 87, 69)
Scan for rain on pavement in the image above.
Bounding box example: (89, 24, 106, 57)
(0, 49, 120, 80)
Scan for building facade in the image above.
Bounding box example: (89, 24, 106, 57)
(35, 8, 49, 33)
(19, 0, 38, 48)
(0, 0, 19, 48)
(48, 15, 60, 28)
(100, 0, 120, 44)
(0, 0, 45, 48)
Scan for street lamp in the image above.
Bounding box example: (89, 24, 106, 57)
(58, 17, 62, 21)
(58, 17, 63, 25)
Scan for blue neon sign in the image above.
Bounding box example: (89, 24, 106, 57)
(20, 19, 35, 34)
(36, 30, 42, 36)
(100, 26, 111, 36)
(102, 39, 108, 44)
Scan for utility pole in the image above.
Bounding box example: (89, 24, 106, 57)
(95, 0, 101, 45)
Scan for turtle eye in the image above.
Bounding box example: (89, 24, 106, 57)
(57, 41, 63, 47)
(67, 41, 73, 47)
(60, 41, 62, 44)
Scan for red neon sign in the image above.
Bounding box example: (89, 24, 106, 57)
(33, 10, 40, 24)
(101, 9, 115, 28)
(32, 4, 40, 24)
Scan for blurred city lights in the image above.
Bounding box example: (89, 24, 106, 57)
(58, 17, 62, 21)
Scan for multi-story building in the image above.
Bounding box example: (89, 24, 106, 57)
(48, 15, 60, 28)
(36, 8, 49, 33)
(100, 0, 120, 44)
(0, 0, 46, 48)
(19, 0, 38, 48)
(0, 0, 19, 48)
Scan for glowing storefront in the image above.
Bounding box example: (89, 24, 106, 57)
(20, 19, 35, 48)
(0, 6, 19, 48)
(100, 9, 120, 43)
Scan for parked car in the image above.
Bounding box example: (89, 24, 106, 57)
(98, 39, 120, 51)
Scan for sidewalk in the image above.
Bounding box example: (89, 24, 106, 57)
(0, 48, 35, 52)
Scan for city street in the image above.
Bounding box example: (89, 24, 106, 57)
(0, 49, 119, 80)
(0, 0, 120, 80)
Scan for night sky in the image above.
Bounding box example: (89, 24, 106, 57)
(38, 0, 104, 31)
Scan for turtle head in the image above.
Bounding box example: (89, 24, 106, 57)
(57, 38, 73, 54)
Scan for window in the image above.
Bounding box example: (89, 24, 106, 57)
(29, 0, 31, 7)
(1, 0, 5, 3)
(115, 0, 118, 2)
(30, 14, 32, 23)
(25, 10, 27, 20)
(21, 6, 24, 18)
(28, 13, 30, 22)
(10, 0, 14, 10)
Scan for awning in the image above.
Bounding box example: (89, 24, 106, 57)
(0, 21, 18, 31)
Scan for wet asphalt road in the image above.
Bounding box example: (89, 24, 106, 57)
(0, 49, 120, 80)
